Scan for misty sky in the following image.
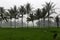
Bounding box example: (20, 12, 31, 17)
(0, 0, 60, 9)
(0, 0, 60, 16)
(0, 0, 60, 18)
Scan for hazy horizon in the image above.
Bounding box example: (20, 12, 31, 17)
(0, 0, 60, 26)
(0, 0, 60, 9)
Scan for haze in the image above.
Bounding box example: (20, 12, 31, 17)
(0, 0, 60, 9)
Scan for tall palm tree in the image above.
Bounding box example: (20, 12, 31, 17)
(55, 16, 59, 28)
(13, 5, 18, 28)
(55, 15, 59, 28)
(4, 11, 10, 22)
(0, 7, 8, 27)
(27, 13, 35, 27)
(35, 8, 47, 27)
(25, 3, 32, 27)
(8, 5, 18, 28)
(44, 2, 56, 27)
(19, 5, 26, 27)
(0, 7, 5, 27)
(8, 8, 13, 27)
(35, 8, 42, 27)
(41, 7, 47, 27)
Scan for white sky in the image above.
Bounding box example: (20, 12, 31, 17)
(0, 0, 60, 16)
(0, 0, 60, 9)
(0, 0, 60, 18)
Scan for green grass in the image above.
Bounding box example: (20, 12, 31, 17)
(0, 27, 60, 40)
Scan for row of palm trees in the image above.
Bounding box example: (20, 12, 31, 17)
(0, 1, 59, 28)
(27, 1, 57, 27)
(0, 3, 32, 28)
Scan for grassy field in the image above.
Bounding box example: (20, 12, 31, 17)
(0, 27, 60, 40)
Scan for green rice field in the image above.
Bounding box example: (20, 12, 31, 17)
(0, 27, 60, 40)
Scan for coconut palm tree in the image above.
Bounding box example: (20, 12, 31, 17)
(0, 7, 9, 27)
(8, 8, 13, 27)
(27, 12, 35, 27)
(35, 8, 47, 27)
(0, 7, 6, 27)
(0, 7, 4, 27)
(44, 1, 56, 27)
(41, 7, 47, 27)
(25, 3, 32, 27)
(13, 5, 18, 28)
(35, 8, 42, 27)
(18, 5, 26, 27)
(55, 16, 59, 28)
(8, 5, 18, 28)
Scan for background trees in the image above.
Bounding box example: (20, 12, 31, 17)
(0, 7, 8, 27)
(25, 3, 32, 27)
(35, 8, 42, 27)
(27, 12, 35, 27)
(19, 5, 26, 27)
(55, 16, 59, 28)
(8, 5, 18, 28)
(43, 2, 56, 27)
(0, 1, 58, 28)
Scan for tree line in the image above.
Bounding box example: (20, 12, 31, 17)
(0, 1, 59, 28)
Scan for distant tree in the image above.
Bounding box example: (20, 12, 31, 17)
(41, 7, 47, 26)
(44, 1, 56, 27)
(19, 5, 26, 27)
(4, 12, 10, 22)
(0, 7, 4, 27)
(55, 16, 59, 28)
(0, 7, 9, 27)
(25, 3, 32, 27)
(8, 5, 18, 28)
(27, 12, 35, 27)
(35, 8, 42, 27)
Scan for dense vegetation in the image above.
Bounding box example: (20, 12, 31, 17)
(0, 28, 59, 40)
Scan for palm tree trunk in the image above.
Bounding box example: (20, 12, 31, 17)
(38, 19, 40, 27)
(32, 21, 34, 28)
(10, 19, 12, 28)
(43, 17, 45, 27)
(15, 15, 16, 28)
(27, 20, 28, 28)
(27, 14, 28, 28)
(15, 19, 16, 28)
(27, 21, 28, 28)
(1, 20, 2, 28)
(1, 21, 2, 27)
(48, 11, 49, 27)
(27, 21, 29, 28)
(57, 22, 59, 28)
(0, 21, 2, 28)
(48, 18, 49, 27)
(22, 14, 23, 28)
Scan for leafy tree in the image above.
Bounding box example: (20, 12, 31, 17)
(25, 3, 32, 27)
(27, 12, 35, 27)
(0, 7, 9, 27)
(41, 7, 47, 26)
(8, 5, 18, 28)
(35, 8, 48, 27)
(19, 5, 26, 27)
(44, 2, 56, 26)
(35, 8, 42, 27)
(55, 15, 59, 28)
